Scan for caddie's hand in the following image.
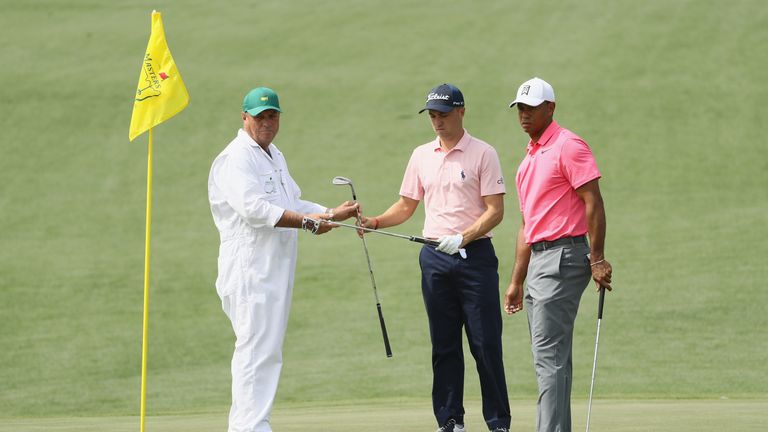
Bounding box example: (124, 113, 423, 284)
(330, 201, 360, 222)
(504, 282, 524, 315)
(590, 258, 613, 291)
(436, 234, 463, 255)
(304, 213, 335, 235)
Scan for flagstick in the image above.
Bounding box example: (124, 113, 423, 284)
(139, 128, 154, 432)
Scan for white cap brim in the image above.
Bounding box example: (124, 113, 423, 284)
(509, 94, 548, 108)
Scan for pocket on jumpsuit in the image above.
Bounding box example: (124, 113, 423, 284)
(257, 172, 280, 197)
(230, 243, 271, 343)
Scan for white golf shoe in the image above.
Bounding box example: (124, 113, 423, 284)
(436, 419, 466, 432)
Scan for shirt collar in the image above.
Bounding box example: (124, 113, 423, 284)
(432, 129, 471, 153)
(526, 120, 561, 152)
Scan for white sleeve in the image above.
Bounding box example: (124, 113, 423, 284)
(287, 175, 327, 215)
(220, 151, 285, 228)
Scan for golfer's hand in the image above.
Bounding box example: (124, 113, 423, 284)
(330, 201, 360, 222)
(436, 234, 463, 255)
(504, 282, 524, 315)
(356, 216, 378, 237)
(306, 213, 335, 235)
(590, 259, 613, 291)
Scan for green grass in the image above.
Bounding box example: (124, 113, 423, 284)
(2, 400, 767, 432)
(0, 0, 766, 426)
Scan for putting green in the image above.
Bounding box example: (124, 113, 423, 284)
(2, 399, 765, 431)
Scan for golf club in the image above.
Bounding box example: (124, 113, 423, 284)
(585, 286, 606, 432)
(331, 176, 392, 358)
(325, 220, 468, 259)
(328, 220, 438, 246)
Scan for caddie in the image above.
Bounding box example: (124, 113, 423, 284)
(208, 86, 359, 432)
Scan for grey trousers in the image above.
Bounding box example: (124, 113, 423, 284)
(525, 241, 591, 432)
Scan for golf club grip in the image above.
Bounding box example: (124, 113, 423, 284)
(411, 237, 440, 247)
(597, 286, 606, 319)
(376, 303, 393, 358)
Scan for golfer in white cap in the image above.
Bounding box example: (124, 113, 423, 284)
(208, 87, 359, 432)
(505, 77, 613, 432)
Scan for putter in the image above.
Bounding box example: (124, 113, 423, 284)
(585, 286, 606, 432)
(331, 176, 392, 358)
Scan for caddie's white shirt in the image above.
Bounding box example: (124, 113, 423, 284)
(208, 128, 326, 303)
(208, 128, 326, 239)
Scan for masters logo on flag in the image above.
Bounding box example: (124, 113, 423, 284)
(129, 11, 189, 141)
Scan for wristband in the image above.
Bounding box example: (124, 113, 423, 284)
(590, 259, 605, 267)
(301, 216, 321, 234)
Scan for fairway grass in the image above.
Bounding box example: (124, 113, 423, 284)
(1, 399, 765, 432)
(1, 0, 767, 422)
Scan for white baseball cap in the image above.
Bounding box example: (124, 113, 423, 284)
(509, 77, 555, 107)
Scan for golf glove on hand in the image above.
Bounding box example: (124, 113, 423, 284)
(436, 234, 463, 255)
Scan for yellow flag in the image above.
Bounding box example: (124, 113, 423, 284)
(129, 11, 189, 141)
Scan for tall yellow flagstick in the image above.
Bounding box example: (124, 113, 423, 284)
(140, 128, 154, 432)
(129, 10, 189, 432)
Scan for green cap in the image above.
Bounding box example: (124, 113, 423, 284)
(243, 87, 282, 116)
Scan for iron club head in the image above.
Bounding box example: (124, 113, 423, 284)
(332, 176, 357, 200)
(332, 176, 352, 186)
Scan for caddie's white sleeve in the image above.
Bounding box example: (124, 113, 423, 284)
(221, 151, 285, 228)
(295, 199, 327, 215)
(287, 175, 327, 215)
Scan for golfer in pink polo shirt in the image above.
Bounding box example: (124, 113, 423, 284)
(360, 84, 510, 432)
(504, 77, 613, 432)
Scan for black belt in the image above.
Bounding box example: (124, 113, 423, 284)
(531, 235, 587, 252)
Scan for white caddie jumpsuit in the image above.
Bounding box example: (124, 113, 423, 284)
(208, 129, 326, 432)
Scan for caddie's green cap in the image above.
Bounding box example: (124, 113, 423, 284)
(243, 87, 282, 116)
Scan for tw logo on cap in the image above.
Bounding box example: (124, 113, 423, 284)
(521, 85, 530, 96)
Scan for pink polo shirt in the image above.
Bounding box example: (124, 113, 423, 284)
(400, 130, 506, 238)
(515, 121, 601, 244)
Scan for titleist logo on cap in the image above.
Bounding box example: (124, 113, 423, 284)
(427, 92, 451, 101)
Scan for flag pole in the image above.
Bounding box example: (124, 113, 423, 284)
(139, 127, 154, 432)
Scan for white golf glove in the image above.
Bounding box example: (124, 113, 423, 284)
(436, 234, 463, 255)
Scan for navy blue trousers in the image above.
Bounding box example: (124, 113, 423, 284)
(419, 238, 511, 429)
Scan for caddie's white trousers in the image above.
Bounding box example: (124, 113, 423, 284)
(217, 231, 297, 432)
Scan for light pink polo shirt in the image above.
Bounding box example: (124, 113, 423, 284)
(515, 121, 601, 244)
(400, 129, 506, 238)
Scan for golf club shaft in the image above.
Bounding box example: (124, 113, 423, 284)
(586, 286, 606, 432)
(330, 220, 440, 247)
(336, 180, 393, 357)
(355, 211, 393, 358)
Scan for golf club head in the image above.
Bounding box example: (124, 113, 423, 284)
(332, 176, 352, 186)
(331, 176, 357, 200)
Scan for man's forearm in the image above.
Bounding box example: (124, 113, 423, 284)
(461, 194, 505, 244)
(510, 223, 530, 285)
(274, 209, 304, 229)
(586, 197, 607, 261)
(461, 207, 503, 244)
(375, 197, 418, 229)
